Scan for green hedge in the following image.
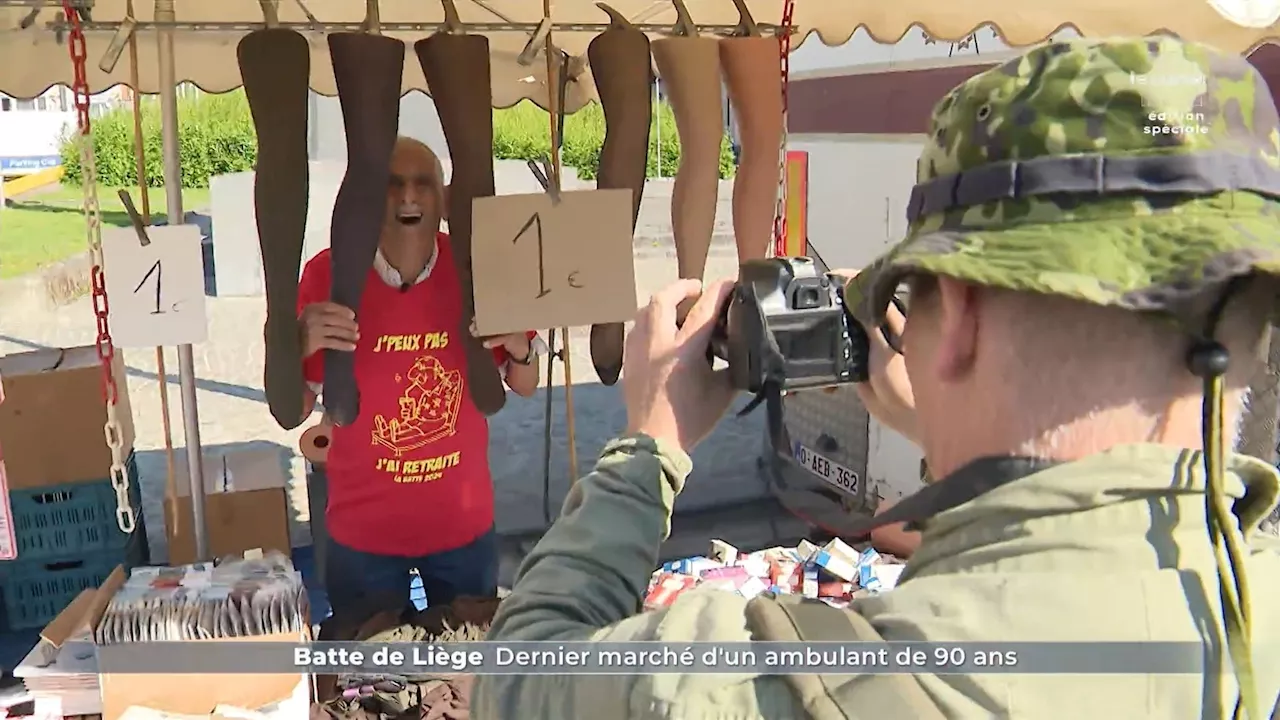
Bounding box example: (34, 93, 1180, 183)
(60, 91, 257, 188)
(61, 91, 735, 188)
(492, 100, 736, 180)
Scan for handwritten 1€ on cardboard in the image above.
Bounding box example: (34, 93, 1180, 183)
(470, 189, 639, 337)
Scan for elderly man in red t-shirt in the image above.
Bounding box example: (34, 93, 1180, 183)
(296, 137, 541, 616)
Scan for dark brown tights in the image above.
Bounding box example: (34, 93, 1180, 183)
(416, 33, 507, 416)
(323, 33, 404, 426)
(238, 28, 310, 430)
(587, 24, 653, 386)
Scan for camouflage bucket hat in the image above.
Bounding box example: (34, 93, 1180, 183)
(846, 35, 1280, 327)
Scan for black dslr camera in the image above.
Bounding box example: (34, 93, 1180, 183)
(710, 257, 900, 451)
(712, 257, 869, 393)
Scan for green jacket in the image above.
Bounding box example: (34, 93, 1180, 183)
(473, 437, 1280, 719)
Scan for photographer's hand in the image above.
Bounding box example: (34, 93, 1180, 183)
(623, 278, 737, 452)
(832, 268, 918, 443)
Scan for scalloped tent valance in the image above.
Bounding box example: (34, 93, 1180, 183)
(1, 0, 1279, 109)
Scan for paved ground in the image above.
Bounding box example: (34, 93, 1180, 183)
(0, 177, 811, 576)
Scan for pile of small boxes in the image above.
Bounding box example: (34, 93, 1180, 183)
(644, 538, 907, 611)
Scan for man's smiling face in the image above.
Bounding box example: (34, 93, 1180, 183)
(384, 137, 445, 248)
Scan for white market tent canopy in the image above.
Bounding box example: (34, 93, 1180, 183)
(2, 0, 1280, 108)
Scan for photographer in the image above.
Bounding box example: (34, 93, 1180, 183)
(474, 36, 1280, 720)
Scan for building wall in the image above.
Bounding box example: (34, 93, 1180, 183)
(307, 90, 451, 175)
(0, 110, 70, 175)
(0, 86, 122, 176)
(788, 135, 921, 271)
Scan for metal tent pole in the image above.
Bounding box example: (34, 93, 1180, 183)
(156, 0, 211, 563)
(654, 82, 662, 179)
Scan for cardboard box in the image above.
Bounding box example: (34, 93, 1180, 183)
(165, 447, 292, 565)
(41, 566, 310, 720)
(105, 671, 311, 720)
(0, 346, 135, 490)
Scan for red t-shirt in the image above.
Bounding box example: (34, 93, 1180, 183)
(298, 234, 527, 557)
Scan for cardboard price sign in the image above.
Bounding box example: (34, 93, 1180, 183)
(102, 224, 210, 348)
(470, 189, 639, 337)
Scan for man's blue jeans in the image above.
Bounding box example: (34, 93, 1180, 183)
(324, 529, 499, 619)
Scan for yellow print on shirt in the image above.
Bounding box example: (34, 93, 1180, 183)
(373, 331, 450, 353)
(371, 350, 464, 457)
(377, 451, 462, 484)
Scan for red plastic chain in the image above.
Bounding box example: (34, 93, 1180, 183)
(771, 0, 795, 257)
(62, 2, 120, 408)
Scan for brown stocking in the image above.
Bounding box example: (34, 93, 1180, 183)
(720, 35, 783, 263)
(651, 34, 724, 317)
(415, 33, 507, 416)
(586, 8, 653, 386)
(237, 28, 311, 430)
(324, 33, 404, 427)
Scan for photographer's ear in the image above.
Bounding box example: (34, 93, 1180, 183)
(441, 184, 451, 221)
(933, 276, 980, 381)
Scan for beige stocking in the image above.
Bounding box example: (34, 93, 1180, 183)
(652, 13, 724, 313)
(721, 29, 783, 263)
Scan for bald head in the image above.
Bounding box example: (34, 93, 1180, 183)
(392, 137, 445, 191)
(383, 136, 446, 250)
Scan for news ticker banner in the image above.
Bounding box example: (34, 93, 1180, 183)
(93, 641, 1210, 675)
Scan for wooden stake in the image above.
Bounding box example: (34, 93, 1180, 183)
(127, 0, 180, 538)
(542, 0, 579, 481)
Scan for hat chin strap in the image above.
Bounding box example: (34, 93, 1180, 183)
(1188, 278, 1258, 720)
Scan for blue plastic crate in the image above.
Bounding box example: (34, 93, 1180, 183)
(0, 540, 147, 631)
(3, 452, 142, 564)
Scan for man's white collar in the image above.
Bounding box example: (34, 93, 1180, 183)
(373, 241, 438, 288)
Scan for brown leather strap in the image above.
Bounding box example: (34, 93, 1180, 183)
(745, 595, 948, 720)
(846, 456, 1059, 537)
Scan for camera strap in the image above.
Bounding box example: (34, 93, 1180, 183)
(846, 456, 1060, 536)
(734, 297, 795, 454)
(763, 385, 788, 453)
